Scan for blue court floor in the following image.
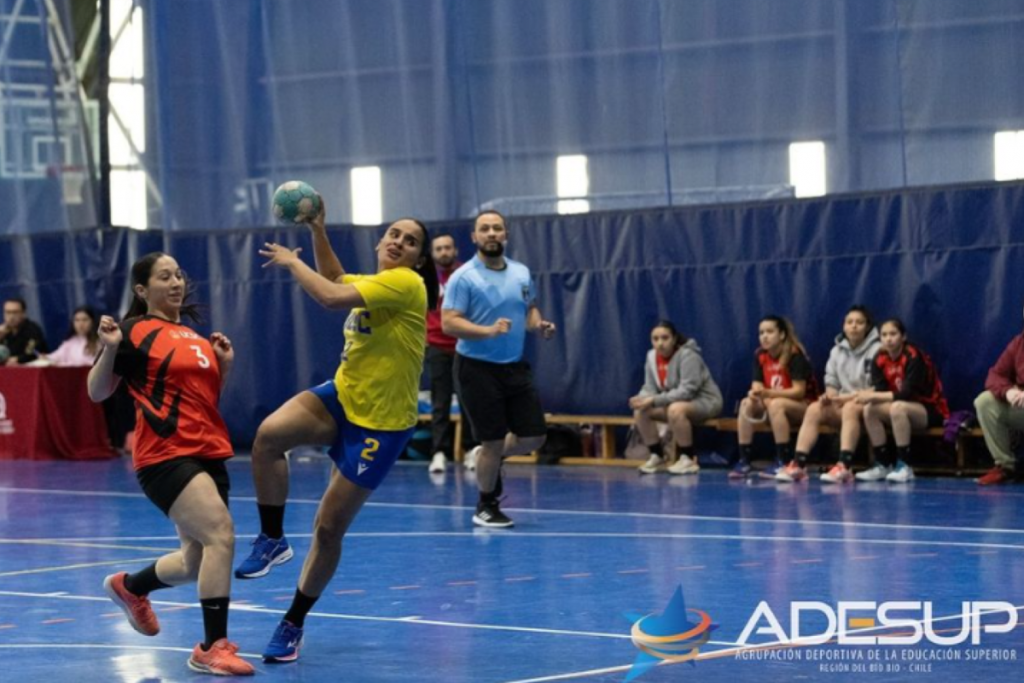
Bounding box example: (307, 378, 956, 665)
(1, 455, 1022, 682)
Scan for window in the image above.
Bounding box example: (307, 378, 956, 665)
(557, 154, 590, 214)
(350, 166, 383, 225)
(788, 141, 826, 198)
(994, 131, 1024, 182)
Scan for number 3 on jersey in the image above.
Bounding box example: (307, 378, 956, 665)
(189, 344, 211, 368)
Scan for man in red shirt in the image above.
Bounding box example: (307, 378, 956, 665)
(975, 304, 1024, 485)
(426, 233, 465, 473)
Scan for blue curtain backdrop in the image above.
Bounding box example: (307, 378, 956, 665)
(3, 181, 1023, 444)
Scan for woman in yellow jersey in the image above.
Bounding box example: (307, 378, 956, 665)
(239, 202, 438, 663)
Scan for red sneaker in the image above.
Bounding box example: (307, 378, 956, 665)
(977, 466, 1014, 486)
(188, 638, 256, 676)
(103, 572, 159, 636)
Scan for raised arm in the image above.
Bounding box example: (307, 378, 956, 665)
(87, 315, 122, 402)
(306, 204, 346, 283)
(259, 242, 366, 310)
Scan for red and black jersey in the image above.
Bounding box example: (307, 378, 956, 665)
(753, 348, 820, 402)
(113, 316, 233, 470)
(870, 342, 950, 419)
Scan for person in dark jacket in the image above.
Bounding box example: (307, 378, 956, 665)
(0, 297, 49, 365)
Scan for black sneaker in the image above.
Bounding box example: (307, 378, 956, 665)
(473, 499, 514, 528)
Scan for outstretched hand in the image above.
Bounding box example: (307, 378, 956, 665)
(260, 242, 304, 268)
(538, 320, 557, 339)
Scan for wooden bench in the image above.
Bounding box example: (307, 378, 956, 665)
(416, 412, 987, 475)
(708, 417, 986, 475)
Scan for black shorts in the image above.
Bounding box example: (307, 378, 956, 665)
(925, 405, 945, 429)
(455, 354, 546, 443)
(137, 457, 230, 516)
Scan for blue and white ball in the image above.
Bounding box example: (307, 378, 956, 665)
(272, 181, 321, 224)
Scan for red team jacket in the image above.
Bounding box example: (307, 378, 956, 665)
(754, 348, 820, 402)
(870, 343, 950, 419)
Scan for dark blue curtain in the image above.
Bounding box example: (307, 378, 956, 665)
(4, 181, 1023, 444)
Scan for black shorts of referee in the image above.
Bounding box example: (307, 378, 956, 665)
(455, 354, 546, 443)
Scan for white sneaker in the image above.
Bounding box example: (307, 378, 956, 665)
(638, 454, 664, 474)
(668, 455, 700, 475)
(429, 452, 446, 473)
(886, 461, 915, 483)
(464, 446, 481, 471)
(855, 464, 893, 482)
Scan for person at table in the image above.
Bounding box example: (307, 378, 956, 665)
(46, 306, 101, 367)
(0, 297, 49, 365)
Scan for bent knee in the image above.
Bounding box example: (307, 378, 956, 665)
(517, 435, 546, 453)
(974, 391, 997, 411)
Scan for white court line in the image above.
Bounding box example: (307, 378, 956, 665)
(0, 588, 648, 642)
(0, 539, 179, 552)
(497, 604, 1024, 683)
(0, 643, 261, 660)
(0, 557, 163, 578)
(2, 485, 1024, 537)
(3, 532, 1024, 552)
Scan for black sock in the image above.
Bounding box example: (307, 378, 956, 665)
(775, 443, 792, 463)
(896, 445, 911, 464)
(795, 451, 809, 467)
(283, 589, 319, 629)
(839, 450, 854, 466)
(876, 444, 895, 467)
(739, 444, 753, 464)
(200, 597, 229, 649)
(647, 441, 664, 457)
(124, 563, 171, 597)
(258, 504, 285, 540)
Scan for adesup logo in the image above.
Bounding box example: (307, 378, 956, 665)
(738, 601, 1018, 646)
(624, 586, 717, 681)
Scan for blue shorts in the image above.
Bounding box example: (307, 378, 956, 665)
(308, 380, 414, 490)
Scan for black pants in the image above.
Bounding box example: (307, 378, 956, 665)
(427, 346, 470, 459)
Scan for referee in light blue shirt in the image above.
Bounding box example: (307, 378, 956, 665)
(442, 210, 556, 529)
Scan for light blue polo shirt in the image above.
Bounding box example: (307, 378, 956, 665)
(442, 255, 536, 364)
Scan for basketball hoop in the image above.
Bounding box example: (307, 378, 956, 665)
(48, 165, 87, 205)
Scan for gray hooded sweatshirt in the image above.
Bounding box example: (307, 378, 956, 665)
(638, 338, 723, 409)
(824, 327, 881, 393)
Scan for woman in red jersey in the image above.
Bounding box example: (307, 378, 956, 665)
(855, 318, 949, 484)
(732, 315, 818, 480)
(88, 252, 253, 677)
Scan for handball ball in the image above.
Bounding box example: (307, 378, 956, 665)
(272, 181, 321, 224)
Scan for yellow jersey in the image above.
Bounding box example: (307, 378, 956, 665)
(334, 267, 426, 431)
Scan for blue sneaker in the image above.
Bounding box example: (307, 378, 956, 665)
(759, 458, 786, 479)
(728, 460, 752, 479)
(234, 533, 294, 579)
(263, 620, 304, 663)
